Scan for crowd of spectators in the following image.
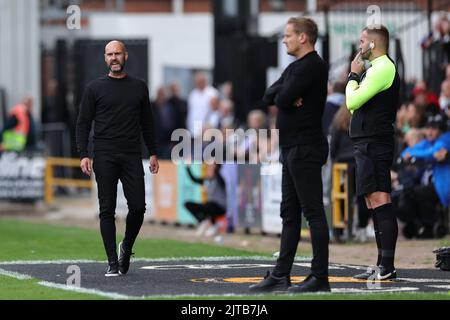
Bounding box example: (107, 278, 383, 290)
(151, 72, 276, 164)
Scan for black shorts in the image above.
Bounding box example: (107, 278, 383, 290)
(352, 137, 395, 196)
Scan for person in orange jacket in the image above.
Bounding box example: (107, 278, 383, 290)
(0, 96, 35, 152)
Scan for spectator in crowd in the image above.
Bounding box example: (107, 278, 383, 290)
(184, 163, 227, 237)
(187, 72, 219, 141)
(400, 114, 450, 238)
(391, 128, 427, 238)
(396, 103, 410, 134)
(187, 72, 219, 160)
(439, 80, 450, 113)
(203, 96, 221, 131)
(217, 81, 239, 128)
(235, 109, 267, 164)
(322, 81, 346, 138)
(152, 87, 178, 159)
(421, 14, 450, 88)
(421, 14, 450, 51)
(0, 96, 36, 153)
(411, 81, 440, 116)
(405, 101, 427, 129)
(446, 64, 450, 81)
(329, 105, 371, 242)
(322, 81, 346, 209)
(167, 82, 187, 130)
(219, 81, 233, 100)
(218, 98, 235, 130)
(404, 127, 425, 148)
(257, 129, 280, 165)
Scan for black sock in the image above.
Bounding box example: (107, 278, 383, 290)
(371, 209, 382, 266)
(374, 203, 398, 269)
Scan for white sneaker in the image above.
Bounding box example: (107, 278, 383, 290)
(195, 220, 211, 237)
(205, 224, 219, 237)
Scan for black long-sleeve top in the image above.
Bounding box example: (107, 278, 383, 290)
(263, 51, 328, 147)
(76, 75, 157, 159)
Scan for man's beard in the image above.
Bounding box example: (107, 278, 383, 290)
(109, 61, 125, 73)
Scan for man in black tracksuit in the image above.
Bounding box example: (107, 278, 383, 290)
(76, 40, 159, 277)
(249, 17, 330, 293)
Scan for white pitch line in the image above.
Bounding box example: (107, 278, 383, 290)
(0, 268, 33, 280)
(37, 281, 136, 300)
(397, 278, 450, 283)
(0, 266, 134, 299)
(136, 288, 428, 299)
(143, 292, 279, 299)
(0, 259, 103, 265)
(332, 287, 420, 293)
(330, 263, 373, 270)
(133, 256, 278, 262)
(0, 256, 282, 265)
(426, 285, 450, 289)
(293, 263, 345, 270)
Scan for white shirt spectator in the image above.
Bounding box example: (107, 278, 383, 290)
(187, 86, 219, 138)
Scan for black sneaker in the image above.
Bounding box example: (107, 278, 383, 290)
(353, 266, 377, 280)
(105, 261, 119, 277)
(376, 265, 397, 280)
(248, 271, 291, 293)
(118, 241, 134, 275)
(287, 274, 331, 293)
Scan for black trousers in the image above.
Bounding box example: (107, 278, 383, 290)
(274, 142, 330, 279)
(185, 201, 226, 224)
(93, 152, 146, 264)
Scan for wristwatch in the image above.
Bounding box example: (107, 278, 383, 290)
(347, 72, 360, 83)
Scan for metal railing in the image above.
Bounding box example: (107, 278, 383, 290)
(44, 157, 92, 204)
(331, 163, 351, 231)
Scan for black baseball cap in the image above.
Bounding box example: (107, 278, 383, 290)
(425, 114, 446, 130)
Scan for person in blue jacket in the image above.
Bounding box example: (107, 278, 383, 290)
(401, 114, 450, 237)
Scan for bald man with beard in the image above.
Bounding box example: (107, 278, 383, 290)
(76, 40, 159, 277)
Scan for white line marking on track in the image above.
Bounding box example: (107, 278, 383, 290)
(141, 264, 274, 270)
(398, 278, 450, 283)
(426, 285, 450, 289)
(0, 266, 136, 299)
(293, 263, 344, 270)
(37, 281, 136, 300)
(0, 256, 281, 265)
(332, 287, 420, 293)
(0, 259, 103, 265)
(0, 268, 33, 280)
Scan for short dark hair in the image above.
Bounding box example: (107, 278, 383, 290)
(287, 17, 318, 45)
(363, 25, 390, 50)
